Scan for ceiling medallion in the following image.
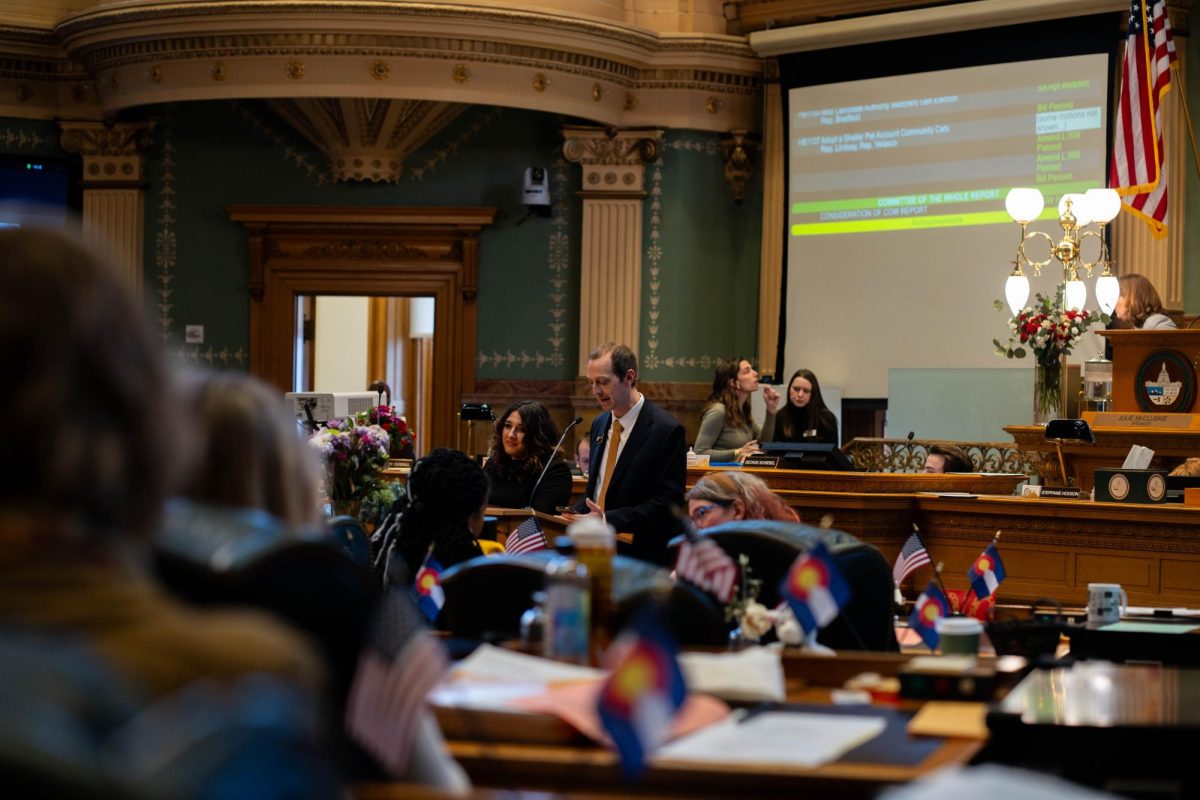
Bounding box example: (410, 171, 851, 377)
(532, 73, 548, 92)
(150, 65, 162, 84)
(591, 83, 603, 102)
(452, 64, 470, 84)
(212, 63, 227, 82)
(706, 96, 721, 114)
(286, 61, 306, 80)
(371, 60, 390, 80)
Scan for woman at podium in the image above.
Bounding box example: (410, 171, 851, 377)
(1115, 274, 1176, 330)
(773, 368, 839, 445)
(694, 358, 780, 463)
(483, 400, 572, 514)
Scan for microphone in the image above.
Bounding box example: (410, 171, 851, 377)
(529, 416, 583, 510)
(906, 431, 915, 446)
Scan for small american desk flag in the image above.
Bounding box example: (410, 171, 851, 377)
(674, 538, 738, 603)
(504, 516, 548, 555)
(892, 529, 931, 585)
(346, 586, 448, 775)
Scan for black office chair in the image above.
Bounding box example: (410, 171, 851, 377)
(152, 501, 376, 704)
(668, 520, 898, 652)
(329, 515, 371, 567)
(439, 552, 727, 647)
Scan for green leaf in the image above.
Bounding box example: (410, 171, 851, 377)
(993, 299, 1005, 311)
(1014, 349, 1027, 359)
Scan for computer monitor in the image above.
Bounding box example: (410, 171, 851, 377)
(759, 442, 854, 472)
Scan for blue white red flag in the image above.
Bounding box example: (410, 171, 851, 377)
(892, 529, 931, 586)
(504, 516, 548, 555)
(346, 585, 448, 775)
(674, 538, 738, 603)
(780, 541, 850, 638)
(967, 542, 1006, 600)
(412, 552, 445, 623)
(597, 610, 687, 776)
(909, 581, 951, 650)
(1111, 0, 1177, 237)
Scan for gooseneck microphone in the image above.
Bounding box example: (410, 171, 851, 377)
(529, 416, 583, 508)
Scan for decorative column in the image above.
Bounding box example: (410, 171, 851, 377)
(60, 121, 155, 297)
(562, 126, 663, 374)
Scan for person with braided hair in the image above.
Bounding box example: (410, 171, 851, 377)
(376, 448, 490, 585)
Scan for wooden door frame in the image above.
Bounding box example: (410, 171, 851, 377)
(228, 205, 498, 449)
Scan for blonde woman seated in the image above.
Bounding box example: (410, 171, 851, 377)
(685, 471, 799, 530)
(694, 358, 781, 463)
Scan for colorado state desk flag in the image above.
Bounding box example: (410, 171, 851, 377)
(504, 516, 548, 555)
(597, 610, 687, 776)
(968, 542, 1006, 600)
(412, 552, 445, 623)
(781, 541, 850, 638)
(909, 581, 951, 650)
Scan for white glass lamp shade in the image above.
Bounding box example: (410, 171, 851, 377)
(1005, 273, 1030, 316)
(409, 296, 435, 339)
(1065, 277, 1088, 312)
(1085, 188, 1122, 224)
(1096, 273, 1120, 315)
(1058, 193, 1093, 227)
(1005, 188, 1045, 223)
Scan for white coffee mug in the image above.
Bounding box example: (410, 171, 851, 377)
(1086, 582, 1127, 624)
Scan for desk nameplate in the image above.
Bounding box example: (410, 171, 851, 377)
(1083, 411, 1200, 430)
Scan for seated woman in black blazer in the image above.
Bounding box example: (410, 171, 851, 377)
(774, 368, 839, 445)
(483, 400, 573, 514)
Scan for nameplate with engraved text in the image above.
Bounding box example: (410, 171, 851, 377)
(743, 455, 782, 469)
(1084, 412, 1200, 430)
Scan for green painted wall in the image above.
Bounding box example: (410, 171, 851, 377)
(0, 108, 762, 384)
(640, 131, 763, 380)
(140, 101, 581, 378)
(1185, 5, 1200, 314)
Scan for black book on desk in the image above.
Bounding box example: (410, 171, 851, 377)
(758, 442, 854, 472)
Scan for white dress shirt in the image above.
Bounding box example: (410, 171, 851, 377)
(592, 393, 644, 503)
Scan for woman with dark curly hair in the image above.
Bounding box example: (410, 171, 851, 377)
(773, 368, 839, 446)
(483, 400, 573, 514)
(380, 448, 490, 584)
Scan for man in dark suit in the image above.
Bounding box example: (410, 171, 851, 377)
(565, 342, 686, 565)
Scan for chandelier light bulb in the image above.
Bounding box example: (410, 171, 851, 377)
(1005, 272, 1030, 316)
(1085, 188, 1122, 224)
(1096, 273, 1120, 315)
(1005, 187, 1045, 223)
(1065, 277, 1088, 312)
(1058, 193, 1093, 227)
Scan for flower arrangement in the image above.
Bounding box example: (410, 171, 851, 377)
(308, 419, 391, 506)
(993, 288, 1101, 366)
(355, 405, 415, 458)
(994, 287, 1102, 422)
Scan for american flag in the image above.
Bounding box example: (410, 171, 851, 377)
(346, 585, 449, 775)
(504, 516, 548, 555)
(1111, 0, 1176, 237)
(892, 529, 931, 585)
(674, 538, 738, 603)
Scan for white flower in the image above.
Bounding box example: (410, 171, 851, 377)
(740, 601, 773, 640)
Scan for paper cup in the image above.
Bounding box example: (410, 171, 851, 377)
(936, 616, 983, 655)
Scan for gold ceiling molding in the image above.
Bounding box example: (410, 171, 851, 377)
(266, 97, 468, 182)
(49, 1, 761, 132)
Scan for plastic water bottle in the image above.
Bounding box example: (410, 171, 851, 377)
(543, 538, 590, 664)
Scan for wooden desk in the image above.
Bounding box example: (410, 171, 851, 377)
(1005, 424, 1200, 490)
(438, 649, 986, 799)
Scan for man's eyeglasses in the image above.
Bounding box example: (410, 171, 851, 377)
(689, 500, 731, 524)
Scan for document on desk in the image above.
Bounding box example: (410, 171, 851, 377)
(655, 711, 885, 768)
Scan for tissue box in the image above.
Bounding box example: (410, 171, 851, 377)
(1094, 468, 1168, 504)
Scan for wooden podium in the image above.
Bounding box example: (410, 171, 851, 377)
(1099, 328, 1200, 413)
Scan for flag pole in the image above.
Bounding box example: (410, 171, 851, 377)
(1173, 61, 1200, 181)
(933, 561, 955, 615)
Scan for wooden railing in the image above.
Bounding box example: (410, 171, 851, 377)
(843, 437, 1042, 475)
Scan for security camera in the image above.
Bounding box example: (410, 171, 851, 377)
(522, 166, 551, 217)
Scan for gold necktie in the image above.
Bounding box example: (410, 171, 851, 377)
(596, 417, 624, 511)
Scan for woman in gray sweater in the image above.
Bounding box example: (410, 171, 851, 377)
(694, 358, 780, 463)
